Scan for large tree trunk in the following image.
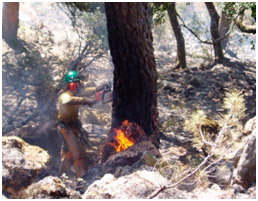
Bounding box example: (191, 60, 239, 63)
(205, 2, 224, 63)
(167, 2, 187, 69)
(2, 2, 19, 42)
(105, 2, 160, 147)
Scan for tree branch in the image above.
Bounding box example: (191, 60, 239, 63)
(6, 96, 27, 125)
(148, 153, 213, 199)
(68, 42, 90, 71)
(177, 13, 236, 45)
(2, 98, 55, 135)
(234, 5, 256, 34)
(199, 126, 214, 147)
(235, 17, 256, 34)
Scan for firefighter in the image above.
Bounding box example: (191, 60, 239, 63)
(58, 70, 107, 177)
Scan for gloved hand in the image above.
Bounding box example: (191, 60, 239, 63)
(96, 90, 103, 101)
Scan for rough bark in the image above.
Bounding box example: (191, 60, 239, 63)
(167, 2, 187, 69)
(105, 3, 160, 147)
(205, 2, 225, 63)
(2, 2, 19, 42)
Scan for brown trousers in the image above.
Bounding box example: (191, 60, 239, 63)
(59, 122, 88, 177)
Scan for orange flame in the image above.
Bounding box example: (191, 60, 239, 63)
(109, 120, 135, 152)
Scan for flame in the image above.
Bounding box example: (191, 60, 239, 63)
(123, 120, 128, 126)
(109, 120, 135, 152)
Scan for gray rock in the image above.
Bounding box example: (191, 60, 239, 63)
(243, 116, 256, 135)
(102, 141, 161, 175)
(211, 184, 221, 190)
(189, 77, 201, 88)
(83, 169, 187, 199)
(232, 148, 244, 168)
(20, 176, 81, 199)
(163, 83, 177, 93)
(184, 85, 195, 97)
(232, 183, 245, 193)
(2, 136, 50, 197)
(208, 161, 234, 187)
(232, 127, 256, 188)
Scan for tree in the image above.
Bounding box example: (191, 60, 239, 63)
(150, 3, 187, 69)
(105, 2, 160, 147)
(167, 2, 187, 68)
(58, 2, 108, 58)
(218, 11, 232, 50)
(205, 2, 225, 63)
(2, 2, 19, 42)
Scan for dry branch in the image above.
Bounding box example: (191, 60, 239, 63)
(177, 13, 236, 45)
(148, 108, 234, 199)
(2, 98, 55, 135)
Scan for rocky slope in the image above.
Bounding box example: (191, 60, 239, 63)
(2, 117, 256, 198)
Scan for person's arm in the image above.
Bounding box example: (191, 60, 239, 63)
(60, 93, 96, 106)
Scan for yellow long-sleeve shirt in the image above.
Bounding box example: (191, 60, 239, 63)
(58, 86, 96, 123)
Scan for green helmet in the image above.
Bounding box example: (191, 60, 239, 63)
(65, 71, 80, 83)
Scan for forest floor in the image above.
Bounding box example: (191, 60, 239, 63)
(2, 2, 256, 199)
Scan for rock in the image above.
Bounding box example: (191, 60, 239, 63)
(243, 116, 256, 135)
(190, 186, 235, 199)
(178, 176, 197, 192)
(189, 77, 201, 88)
(163, 83, 176, 93)
(234, 193, 251, 199)
(2, 136, 50, 198)
(102, 141, 161, 175)
(232, 127, 256, 188)
(83, 169, 187, 199)
(82, 165, 103, 186)
(205, 160, 234, 188)
(114, 165, 131, 177)
(211, 184, 221, 190)
(19, 176, 81, 199)
(142, 152, 159, 167)
(246, 184, 256, 198)
(232, 148, 244, 168)
(232, 184, 245, 194)
(184, 85, 195, 97)
(217, 162, 234, 187)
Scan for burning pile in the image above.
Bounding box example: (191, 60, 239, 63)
(101, 120, 147, 162)
(108, 121, 135, 152)
(109, 120, 147, 152)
